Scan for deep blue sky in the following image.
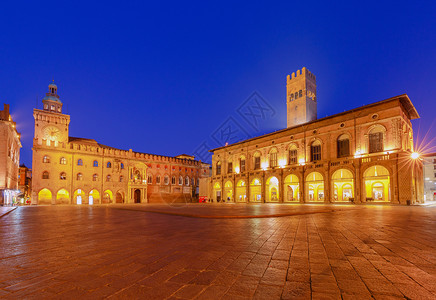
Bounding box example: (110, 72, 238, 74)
(1, 1, 435, 166)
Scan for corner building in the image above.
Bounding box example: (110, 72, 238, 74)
(32, 83, 209, 205)
(210, 68, 423, 204)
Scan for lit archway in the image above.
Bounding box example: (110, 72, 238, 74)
(235, 180, 247, 202)
(306, 172, 324, 202)
(266, 176, 279, 202)
(38, 188, 52, 205)
(224, 181, 233, 202)
(56, 189, 69, 204)
(250, 178, 262, 202)
(103, 190, 113, 204)
(213, 182, 222, 202)
(331, 169, 354, 202)
(73, 189, 86, 205)
(363, 165, 390, 202)
(284, 174, 299, 202)
(89, 189, 100, 205)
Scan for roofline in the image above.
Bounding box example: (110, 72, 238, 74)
(210, 94, 420, 152)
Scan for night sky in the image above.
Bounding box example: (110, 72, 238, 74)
(1, 1, 435, 167)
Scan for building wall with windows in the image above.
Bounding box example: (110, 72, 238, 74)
(0, 104, 22, 205)
(423, 153, 436, 201)
(209, 70, 423, 204)
(18, 164, 32, 202)
(32, 83, 209, 205)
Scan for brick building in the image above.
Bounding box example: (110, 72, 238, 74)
(209, 68, 423, 204)
(32, 82, 209, 205)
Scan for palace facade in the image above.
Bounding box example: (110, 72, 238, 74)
(0, 104, 21, 205)
(32, 83, 209, 205)
(210, 68, 423, 204)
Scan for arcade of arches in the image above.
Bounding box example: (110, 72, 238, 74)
(211, 165, 395, 203)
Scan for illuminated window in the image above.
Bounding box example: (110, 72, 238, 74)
(42, 171, 49, 179)
(50, 105, 55, 111)
(216, 161, 221, 175)
(76, 173, 83, 181)
(310, 141, 321, 162)
(93, 174, 98, 181)
(60, 172, 66, 180)
(337, 135, 350, 158)
(269, 149, 277, 168)
(289, 149, 297, 164)
(179, 176, 183, 185)
(164, 175, 169, 185)
(43, 155, 50, 163)
(228, 162, 233, 174)
(93, 160, 98, 167)
(106, 175, 111, 182)
(107, 162, 112, 168)
(60, 157, 67, 165)
(185, 176, 189, 186)
(77, 159, 83, 166)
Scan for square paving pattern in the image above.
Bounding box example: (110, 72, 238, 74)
(1, 204, 436, 299)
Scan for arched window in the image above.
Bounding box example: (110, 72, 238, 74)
(179, 176, 183, 185)
(76, 173, 83, 181)
(191, 178, 195, 186)
(107, 162, 112, 168)
(43, 155, 50, 163)
(253, 152, 261, 170)
(60, 157, 67, 165)
(42, 171, 49, 179)
(369, 126, 385, 153)
(227, 161, 233, 174)
(310, 140, 322, 162)
(120, 163, 124, 169)
(216, 161, 221, 175)
(93, 160, 98, 167)
(299, 90, 302, 97)
(185, 176, 189, 186)
(119, 175, 124, 182)
(106, 175, 111, 182)
(164, 175, 169, 185)
(77, 159, 83, 166)
(337, 135, 350, 158)
(288, 145, 298, 165)
(147, 175, 152, 184)
(92, 174, 98, 181)
(240, 156, 246, 172)
(171, 176, 176, 184)
(156, 175, 161, 184)
(269, 148, 278, 168)
(60, 172, 66, 180)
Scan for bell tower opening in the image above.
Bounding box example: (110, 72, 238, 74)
(286, 67, 317, 128)
(42, 80, 62, 113)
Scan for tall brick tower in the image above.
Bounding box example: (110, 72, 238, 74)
(286, 67, 317, 128)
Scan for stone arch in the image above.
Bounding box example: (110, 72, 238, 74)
(235, 180, 247, 202)
(38, 188, 52, 205)
(56, 188, 70, 204)
(89, 189, 100, 205)
(224, 181, 233, 202)
(103, 190, 113, 204)
(284, 174, 299, 202)
(266, 176, 279, 202)
(73, 189, 86, 205)
(116, 190, 124, 203)
(249, 178, 262, 202)
(331, 169, 354, 202)
(213, 182, 222, 202)
(305, 172, 324, 202)
(363, 165, 390, 202)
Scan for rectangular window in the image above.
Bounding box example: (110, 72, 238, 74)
(254, 157, 261, 170)
(240, 159, 246, 172)
(289, 149, 297, 164)
(369, 132, 383, 153)
(311, 145, 321, 161)
(216, 163, 221, 175)
(228, 162, 233, 174)
(270, 153, 277, 168)
(337, 139, 350, 158)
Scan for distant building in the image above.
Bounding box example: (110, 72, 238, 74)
(209, 68, 423, 204)
(18, 164, 32, 203)
(32, 82, 209, 205)
(423, 153, 436, 201)
(0, 104, 22, 205)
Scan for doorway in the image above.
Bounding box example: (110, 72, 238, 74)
(134, 189, 141, 203)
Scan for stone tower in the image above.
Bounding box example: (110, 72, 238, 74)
(286, 67, 317, 128)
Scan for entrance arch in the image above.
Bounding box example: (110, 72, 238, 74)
(266, 176, 279, 202)
(306, 172, 324, 202)
(213, 182, 222, 202)
(103, 190, 113, 204)
(116, 191, 124, 203)
(363, 165, 390, 202)
(89, 189, 100, 205)
(331, 169, 354, 202)
(56, 189, 69, 204)
(235, 180, 247, 202)
(284, 174, 299, 202)
(134, 189, 141, 203)
(38, 188, 52, 205)
(249, 178, 262, 202)
(224, 181, 233, 202)
(73, 189, 86, 205)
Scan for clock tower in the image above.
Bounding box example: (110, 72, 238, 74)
(33, 81, 70, 145)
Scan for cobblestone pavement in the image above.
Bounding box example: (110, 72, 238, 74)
(1, 205, 436, 299)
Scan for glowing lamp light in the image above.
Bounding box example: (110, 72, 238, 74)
(354, 151, 361, 159)
(278, 159, 286, 168)
(411, 152, 420, 159)
(298, 158, 305, 166)
(261, 162, 268, 170)
(235, 166, 240, 174)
